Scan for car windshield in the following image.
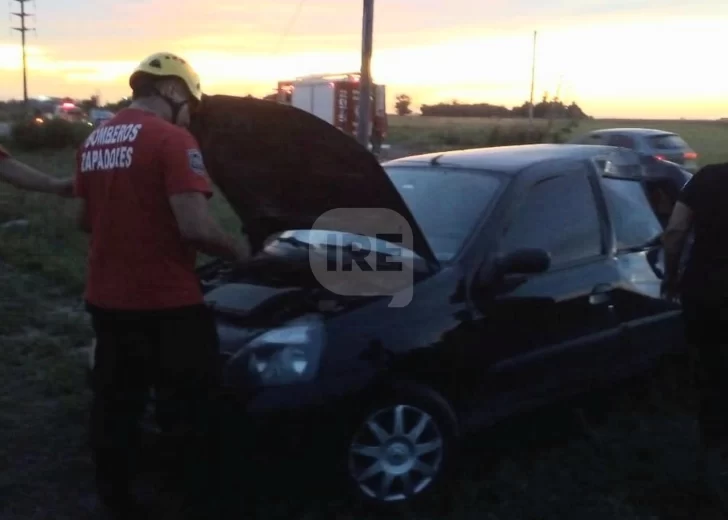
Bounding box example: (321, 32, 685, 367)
(385, 166, 505, 262)
(648, 134, 688, 150)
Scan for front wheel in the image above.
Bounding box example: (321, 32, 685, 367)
(341, 382, 460, 510)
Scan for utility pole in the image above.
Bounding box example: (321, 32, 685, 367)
(528, 30, 537, 133)
(356, 0, 374, 147)
(11, 0, 34, 107)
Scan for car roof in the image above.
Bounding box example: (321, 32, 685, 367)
(587, 127, 677, 137)
(382, 143, 620, 175)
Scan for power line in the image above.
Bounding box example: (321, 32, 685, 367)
(272, 0, 306, 55)
(10, 0, 35, 106)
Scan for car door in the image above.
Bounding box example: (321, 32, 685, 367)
(598, 174, 685, 365)
(471, 161, 626, 412)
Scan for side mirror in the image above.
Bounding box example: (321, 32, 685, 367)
(497, 248, 551, 275)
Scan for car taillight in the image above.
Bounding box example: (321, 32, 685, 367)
(654, 155, 665, 161)
(684, 151, 697, 160)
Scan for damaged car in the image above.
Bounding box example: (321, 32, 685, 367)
(87, 96, 688, 509)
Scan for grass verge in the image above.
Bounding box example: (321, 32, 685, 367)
(0, 144, 726, 519)
(387, 116, 728, 165)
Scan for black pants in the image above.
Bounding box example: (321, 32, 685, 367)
(682, 286, 728, 447)
(87, 302, 221, 518)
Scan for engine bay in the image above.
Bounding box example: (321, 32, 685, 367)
(197, 255, 365, 326)
(197, 254, 318, 291)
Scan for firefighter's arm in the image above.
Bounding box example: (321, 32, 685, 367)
(163, 132, 250, 263)
(74, 150, 90, 232)
(661, 168, 703, 292)
(169, 193, 250, 261)
(662, 201, 692, 284)
(0, 151, 74, 197)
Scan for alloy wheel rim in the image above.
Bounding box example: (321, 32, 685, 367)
(347, 404, 444, 502)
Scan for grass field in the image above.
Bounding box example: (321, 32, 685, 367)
(1, 119, 727, 519)
(386, 116, 728, 165)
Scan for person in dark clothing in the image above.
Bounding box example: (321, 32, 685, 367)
(76, 52, 250, 519)
(88, 305, 221, 518)
(662, 162, 728, 483)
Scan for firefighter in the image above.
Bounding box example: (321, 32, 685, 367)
(662, 162, 728, 494)
(75, 52, 250, 519)
(0, 145, 73, 196)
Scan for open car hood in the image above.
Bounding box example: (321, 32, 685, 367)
(190, 94, 437, 265)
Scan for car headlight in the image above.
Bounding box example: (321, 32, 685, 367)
(232, 315, 325, 387)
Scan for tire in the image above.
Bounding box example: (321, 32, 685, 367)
(336, 381, 460, 511)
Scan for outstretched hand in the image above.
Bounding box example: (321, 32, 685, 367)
(51, 177, 75, 198)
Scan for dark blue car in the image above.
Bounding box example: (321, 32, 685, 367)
(87, 97, 692, 510)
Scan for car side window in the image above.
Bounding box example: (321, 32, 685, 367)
(499, 168, 603, 268)
(584, 133, 605, 144)
(601, 177, 664, 250)
(607, 134, 637, 149)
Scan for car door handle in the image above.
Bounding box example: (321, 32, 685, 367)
(589, 293, 611, 305)
(589, 284, 612, 305)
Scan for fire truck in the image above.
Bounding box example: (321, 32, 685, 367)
(275, 72, 388, 152)
(53, 102, 88, 123)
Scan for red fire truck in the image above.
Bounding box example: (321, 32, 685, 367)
(275, 72, 387, 152)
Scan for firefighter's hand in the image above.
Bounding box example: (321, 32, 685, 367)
(232, 236, 252, 263)
(51, 177, 75, 198)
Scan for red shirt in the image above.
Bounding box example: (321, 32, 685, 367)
(74, 108, 213, 310)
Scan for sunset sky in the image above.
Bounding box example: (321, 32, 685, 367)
(0, 0, 725, 119)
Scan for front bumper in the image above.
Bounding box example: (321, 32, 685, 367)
(228, 364, 378, 453)
(85, 360, 375, 465)
(228, 382, 356, 465)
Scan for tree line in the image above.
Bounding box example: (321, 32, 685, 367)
(0, 90, 590, 122)
(396, 93, 591, 120)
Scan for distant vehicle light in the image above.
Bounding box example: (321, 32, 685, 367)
(61, 102, 75, 108)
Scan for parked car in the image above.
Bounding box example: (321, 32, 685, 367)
(570, 127, 699, 173)
(86, 97, 689, 510)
